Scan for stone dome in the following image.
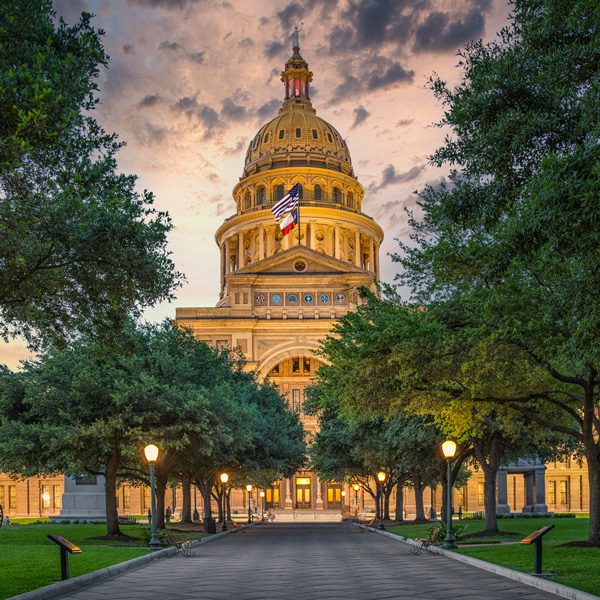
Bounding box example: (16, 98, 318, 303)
(242, 45, 355, 179)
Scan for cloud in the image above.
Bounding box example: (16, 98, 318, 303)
(257, 98, 280, 121)
(371, 164, 426, 192)
(187, 52, 205, 64)
(127, 0, 201, 9)
(414, 9, 485, 52)
(351, 105, 370, 128)
(396, 118, 414, 127)
(276, 3, 304, 31)
(123, 43, 135, 55)
(265, 41, 285, 58)
(159, 40, 181, 51)
(173, 95, 199, 117)
(137, 94, 162, 109)
(221, 97, 247, 122)
(366, 60, 414, 91)
(172, 96, 224, 139)
(224, 138, 247, 156)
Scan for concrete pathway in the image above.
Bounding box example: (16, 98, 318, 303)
(57, 523, 564, 600)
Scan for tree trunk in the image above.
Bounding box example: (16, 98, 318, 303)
(104, 448, 122, 537)
(180, 474, 192, 523)
(394, 481, 404, 522)
(384, 485, 393, 520)
(213, 487, 223, 523)
(226, 488, 232, 520)
(412, 474, 427, 521)
(472, 436, 501, 534)
(155, 474, 167, 530)
(197, 483, 212, 519)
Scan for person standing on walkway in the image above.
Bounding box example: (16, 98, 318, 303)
(147, 508, 151, 523)
(166, 506, 172, 524)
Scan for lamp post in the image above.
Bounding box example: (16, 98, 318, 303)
(341, 490, 346, 512)
(259, 491, 265, 523)
(144, 444, 162, 551)
(219, 473, 228, 532)
(246, 484, 253, 524)
(353, 484, 359, 515)
(442, 440, 458, 550)
(377, 472, 386, 530)
(193, 484, 199, 523)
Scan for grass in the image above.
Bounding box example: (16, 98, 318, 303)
(0, 522, 208, 599)
(387, 517, 600, 596)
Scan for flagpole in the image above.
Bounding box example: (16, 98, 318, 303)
(297, 195, 301, 246)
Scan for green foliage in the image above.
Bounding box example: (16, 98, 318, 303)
(0, 0, 182, 348)
(139, 527, 167, 547)
(429, 520, 469, 542)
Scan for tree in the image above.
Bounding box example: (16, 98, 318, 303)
(394, 0, 600, 543)
(0, 0, 181, 348)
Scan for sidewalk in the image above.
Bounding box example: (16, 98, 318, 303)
(52, 522, 568, 600)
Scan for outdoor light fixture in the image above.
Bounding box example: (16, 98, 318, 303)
(341, 490, 346, 511)
(246, 484, 253, 524)
(260, 491, 265, 523)
(377, 472, 386, 530)
(220, 473, 228, 531)
(144, 444, 161, 550)
(442, 440, 458, 549)
(353, 484, 359, 514)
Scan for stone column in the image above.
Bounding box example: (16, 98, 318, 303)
(369, 237, 375, 272)
(309, 220, 316, 249)
(224, 238, 231, 274)
(374, 242, 380, 279)
(334, 223, 341, 259)
(220, 243, 225, 287)
(266, 226, 274, 257)
(522, 472, 535, 513)
(285, 478, 293, 508)
(316, 476, 323, 509)
(238, 232, 244, 269)
(496, 468, 510, 513)
(354, 231, 361, 267)
(534, 464, 548, 513)
(258, 225, 265, 260)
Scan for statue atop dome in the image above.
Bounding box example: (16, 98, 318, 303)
(291, 23, 303, 49)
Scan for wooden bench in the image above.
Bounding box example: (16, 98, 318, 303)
(410, 526, 441, 556)
(165, 531, 194, 557)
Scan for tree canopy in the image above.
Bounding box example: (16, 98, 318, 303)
(0, 0, 181, 348)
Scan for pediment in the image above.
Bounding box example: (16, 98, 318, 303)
(231, 246, 367, 277)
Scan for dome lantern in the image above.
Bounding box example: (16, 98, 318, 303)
(280, 26, 313, 114)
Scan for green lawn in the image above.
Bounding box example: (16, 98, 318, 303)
(0, 523, 207, 600)
(387, 517, 600, 596)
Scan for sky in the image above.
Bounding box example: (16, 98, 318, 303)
(0, 0, 512, 368)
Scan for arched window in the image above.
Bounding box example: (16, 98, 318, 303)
(295, 128, 302, 138)
(264, 132, 269, 143)
(278, 129, 285, 140)
(295, 183, 303, 200)
(244, 191, 251, 210)
(312, 129, 318, 139)
(347, 191, 354, 209)
(257, 187, 266, 205)
(276, 185, 285, 201)
(332, 187, 341, 203)
(314, 184, 322, 201)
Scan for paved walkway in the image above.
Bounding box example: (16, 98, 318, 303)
(58, 523, 563, 600)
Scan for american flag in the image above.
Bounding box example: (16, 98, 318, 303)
(271, 183, 300, 221)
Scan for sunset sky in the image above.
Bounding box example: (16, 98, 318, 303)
(1, 0, 512, 368)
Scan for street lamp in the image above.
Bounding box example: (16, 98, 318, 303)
(341, 490, 346, 512)
(442, 440, 458, 550)
(353, 484, 359, 515)
(377, 472, 386, 530)
(220, 473, 228, 532)
(144, 444, 162, 551)
(246, 484, 253, 524)
(259, 491, 265, 523)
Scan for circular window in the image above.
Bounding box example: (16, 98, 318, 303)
(294, 260, 307, 272)
(315, 231, 325, 241)
(287, 294, 298, 304)
(320, 294, 330, 303)
(336, 294, 346, 303)
(304, 294, 314, 304)
(272, 294, 282, 304)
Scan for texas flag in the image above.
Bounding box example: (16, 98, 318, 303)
(279, 208, 298, 237)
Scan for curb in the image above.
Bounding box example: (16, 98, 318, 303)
(357, 524, 599, 600)
(8, 526, 242, 600)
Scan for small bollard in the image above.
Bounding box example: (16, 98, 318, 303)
(47, 535, 82, 580)
(520, 525, 555, 574)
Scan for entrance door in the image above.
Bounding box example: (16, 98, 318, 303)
(265, 486, 280, 509)
(327, 483, 342, 508)
(296, 477, 311, 508)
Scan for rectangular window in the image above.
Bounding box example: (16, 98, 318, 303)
(303, 358, 310, 373)
(560, 480, 568, 504)
(328, 488, 333, 502)
(41, 484, 50, 508)
(143, 486, 151, 510)
(292, 358, 300, 373)
(235, 293, 240, 304)
(266, 489, 272, 503)
(477, 482, 484, 506)
(243, 293, 248, 304)
(457, 488, 465, 506)
(549, 481, 556, 504)
(115, 487, 119, 509)
(292, 389, 301, 413)
(335, 489, 341, 502)
(273, 489, 279, 502)
(9, 485, 16, 509)
(123, 485, 131, 509)
(53, 485, 61, 509)
(216, 340, 228, 350)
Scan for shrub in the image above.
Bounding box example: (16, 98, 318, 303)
(139, 528, 167, 547)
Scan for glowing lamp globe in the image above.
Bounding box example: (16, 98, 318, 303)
(220, 473, 229, 484)
(377, 472, 386, 482)
(353, 484, 359, 491)
(442, 440, 457, 459)
(144, 444, 159, 463)
(246, 484, 253, 492)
